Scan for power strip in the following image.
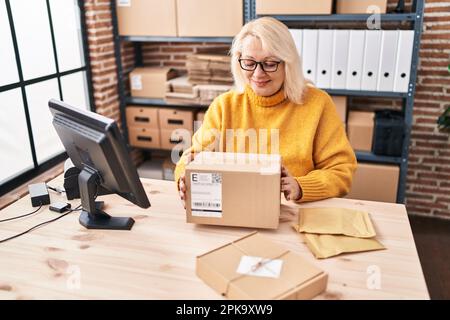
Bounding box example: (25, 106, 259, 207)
(28, 183, 50, 207)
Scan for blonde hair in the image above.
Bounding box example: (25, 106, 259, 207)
(230, 17, 307, 104)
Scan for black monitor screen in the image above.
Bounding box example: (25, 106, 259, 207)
(49, 99, 150, 230)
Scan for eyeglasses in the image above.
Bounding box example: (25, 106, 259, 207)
(238, 58, 282, 73)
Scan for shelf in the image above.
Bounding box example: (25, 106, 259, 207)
(120, 36, 234, 43)
(125, 97, 209, 108)
(258, 13, 416, 23)
(324, 89, 407, 98)
(356, 151, 402, 165)
(125, 88, 407, 109)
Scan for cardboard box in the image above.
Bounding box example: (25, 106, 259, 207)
(196, 232, 328, 299)
(331, 96, 347, 123)
(336, 0, 387, 14)
(130, 67, 177, 99)
(256, 0, 333, 15)
(346, 163, 399, 203)
(176, 0, 243, 37)
(159, 108, 194, 131)
(347, 111, 375, 152)
(160, 128, 191, 150)
(116, 0, 177, 36)
(128, 127, 161, 149)
(185, 152, 281, 229)
(126, 106, 159, 128)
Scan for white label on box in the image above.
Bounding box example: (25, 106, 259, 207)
(117, 0, 131, 7)
(190, 172, 222, 218)
(131, 75, 142, 90)
(236, 256, 283, 279)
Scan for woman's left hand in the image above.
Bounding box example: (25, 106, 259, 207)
(281, 165, 302, 201)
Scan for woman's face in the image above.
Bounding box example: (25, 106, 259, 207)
(240, 36, 285, 97)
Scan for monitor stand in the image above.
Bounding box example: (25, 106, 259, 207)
(78, 167, 135, 230)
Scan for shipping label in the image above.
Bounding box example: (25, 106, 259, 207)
(190, 172, 222, 218)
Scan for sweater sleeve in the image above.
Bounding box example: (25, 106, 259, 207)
(295, 95, 357, 202)
(174, 97, 223, 189)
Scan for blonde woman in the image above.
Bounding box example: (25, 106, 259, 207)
(175, 17, 356, 207)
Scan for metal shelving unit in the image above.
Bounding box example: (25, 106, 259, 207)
(121, 36, 234, 43)
(259, 13, 416, 22)
(111, 0, 424, 203)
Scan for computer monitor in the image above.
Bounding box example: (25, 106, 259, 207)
(48, 99, 150, 230)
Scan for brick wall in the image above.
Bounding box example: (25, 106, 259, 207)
(83, 0, 450, 219)
(406, 0, 450, 219)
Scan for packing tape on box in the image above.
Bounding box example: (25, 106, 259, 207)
(221, 241, 290, 298)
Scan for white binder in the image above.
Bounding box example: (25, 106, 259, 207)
(394, 30, 414, 93)
(316, 29, 334, 89)
(361, 30, 382, 91)
(377, 30, 399, 92)
(302, 29, 318, 85)
(289, 29, 303, 58)
(331, 30, 350, 89)
(346, 30, 365, 90)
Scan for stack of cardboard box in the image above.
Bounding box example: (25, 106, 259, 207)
(117, 0, 243, 38)
(256, 0, 333, 15)
(129, 67, 177, 99)
(336, 0, 387, 14)
(165, 75, 232, 106)
(186, 54, 233, 85)
(345, 109, 400, 203)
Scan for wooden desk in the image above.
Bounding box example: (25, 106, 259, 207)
(0, 175, 429, 299)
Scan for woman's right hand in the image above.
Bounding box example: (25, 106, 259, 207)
(178, 153, 195, 209)
(179, 174, 187, 209)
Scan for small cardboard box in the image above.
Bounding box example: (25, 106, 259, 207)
(331, 96, 347, 123)
(185, 152, 281, 229)
(116, 0, 177, 36)
(336, 0, 387, 14)
(256, 0, 333, 15)
(126, 106, 159, 128)
(128, 127, 161, 149)
(159, 108, 194, 131)
(196, 232, 328, 299)
(176, 0, 243, 37)
(347, 111, 375, 152)
(160, 128, 191, 150)
(346, 163, 399, 203)
(130, 67, 177, 99)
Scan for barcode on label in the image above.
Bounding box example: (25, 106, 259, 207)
(193, 202, 220, 208)
(212, 173, 221, 184)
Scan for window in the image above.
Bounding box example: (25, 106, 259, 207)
(0, 0, 93, 195)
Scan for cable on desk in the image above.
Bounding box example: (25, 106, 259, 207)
(0, 204, 81, 244)
(47, 185, 66, 193)
(0, 203, 43, 223)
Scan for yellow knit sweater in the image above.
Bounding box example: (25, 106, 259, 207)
(174, 85, 357, 202)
